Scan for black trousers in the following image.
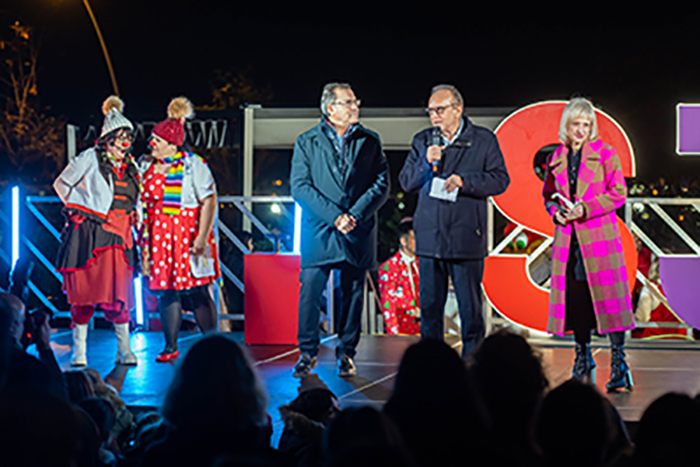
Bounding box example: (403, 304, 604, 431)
(297, 262, 365, 359)
(419, 256, 484, 357)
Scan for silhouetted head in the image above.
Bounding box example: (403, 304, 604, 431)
(535, 379, 609, 467)
(83, 368, 125, 412)
(324, 406, 415, 467)
(633, 392, 700, 466)
(0, 292, 25, 343)
(389, 339, 472, 406)
(64, 370, 96, 404)
(469, 329, 548, 435)
(162, 334, 268, 432)
(79, 397, 116, 443)
(287, 388, 340, 425)
(385, 339, 489, 466)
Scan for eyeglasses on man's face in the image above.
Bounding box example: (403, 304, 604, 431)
(333, 99, 361, 108)
(425, 102, 458, 117)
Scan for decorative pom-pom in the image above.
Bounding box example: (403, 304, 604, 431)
(102, 95, 124, 116)
(167, 96, 194, 121)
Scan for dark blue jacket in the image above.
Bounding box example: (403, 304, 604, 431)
(399, 119, 510, 260)
(291, 122, 389, 269)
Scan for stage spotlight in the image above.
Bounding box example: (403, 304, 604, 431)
(270, 203, 282, 214)
(11, 186, 19, 274)
(293, 203, 302, 255)
(134, 275, 144, 326)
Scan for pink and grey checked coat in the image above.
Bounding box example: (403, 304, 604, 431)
(543, 139, 635, 336)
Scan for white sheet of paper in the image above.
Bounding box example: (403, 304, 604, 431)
(189, 245, 215, 278)
(553, 192, 578, 209)
(429, 177, 458, 202)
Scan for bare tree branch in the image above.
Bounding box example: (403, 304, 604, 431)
(0, 21, 64, 184)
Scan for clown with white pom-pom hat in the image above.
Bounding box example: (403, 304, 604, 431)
(138, 97, 220, 363)
(54, 95, 140, 367)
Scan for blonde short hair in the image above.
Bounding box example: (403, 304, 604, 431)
(559, 98, 599, 145)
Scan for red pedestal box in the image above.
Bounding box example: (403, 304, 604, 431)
(244, 253, 301, 345)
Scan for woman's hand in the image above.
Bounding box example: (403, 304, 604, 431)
(554, 210, 568, 225)
(190, 234, 208, 257)
(565, 204, 585, 221)
(192, 193, 216, 256)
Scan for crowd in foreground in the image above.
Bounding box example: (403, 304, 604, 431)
(1, 291, 699, 466)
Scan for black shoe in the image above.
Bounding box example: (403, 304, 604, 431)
(293, 353, 317, 378)
(338, 355, 356, 377)
(606, 344, 633, 392)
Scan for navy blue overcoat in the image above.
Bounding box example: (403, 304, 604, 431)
(291, 123, 389, 269)
(399, 119, 510, 260)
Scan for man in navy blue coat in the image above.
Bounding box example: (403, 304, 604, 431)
(399, 85, 510, 357)
(290, 83, 389, 377)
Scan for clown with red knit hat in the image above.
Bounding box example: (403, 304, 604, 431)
(139, 96, 220, 362)
(54, 95, 139, 367)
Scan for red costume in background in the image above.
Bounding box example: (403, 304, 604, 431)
(379, 251, 420, 335)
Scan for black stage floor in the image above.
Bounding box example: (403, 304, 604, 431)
(43, 329, 700, 446)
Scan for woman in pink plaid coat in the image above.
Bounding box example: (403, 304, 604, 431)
(543, 98, 635, 392)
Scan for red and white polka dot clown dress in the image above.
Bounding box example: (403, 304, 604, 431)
(141, 154, 220, 291)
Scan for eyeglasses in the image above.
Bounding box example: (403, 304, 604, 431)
(333, 99, 361, 108)
(425, 103, 458, 117)
(116, 134, 134, 143)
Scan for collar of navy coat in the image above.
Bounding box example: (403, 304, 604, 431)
(310, 122, 373, 188)
(321, 117, 359, 155)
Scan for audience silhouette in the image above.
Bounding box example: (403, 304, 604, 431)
(2, 317, 699, 467)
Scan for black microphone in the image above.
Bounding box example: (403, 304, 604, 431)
(431, 127, 443, 173)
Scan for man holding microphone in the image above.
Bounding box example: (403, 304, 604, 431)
(399, 84, 510, 357)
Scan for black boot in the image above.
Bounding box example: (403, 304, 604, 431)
(606, 344, 633, 392)
(572, 342, 596, 381)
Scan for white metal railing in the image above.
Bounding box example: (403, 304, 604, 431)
(1, 195, 295, 322)
(3, 193, 379, 335)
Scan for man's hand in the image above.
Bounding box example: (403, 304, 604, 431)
(33, 311, 52, 353)
(565, 204, 585, 221)
(444, 174, 464, 193)
(334, 213, 357, 234)
(426, 145, 444, 165)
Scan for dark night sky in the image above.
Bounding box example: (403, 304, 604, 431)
(3, 1, 700, 183)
